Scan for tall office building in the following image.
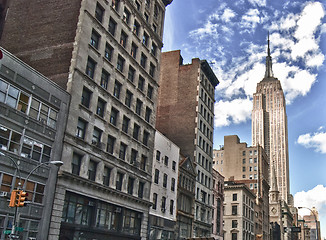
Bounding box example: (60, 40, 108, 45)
(1, 0, 172, 239)
(252, 36, 290, 203)
(156, 50, 219, 237)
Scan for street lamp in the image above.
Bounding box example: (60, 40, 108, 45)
(298, 206, 319, 240)
(0, 152, 22, 189)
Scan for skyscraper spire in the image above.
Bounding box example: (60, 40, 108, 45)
(265, 32, 274, 78)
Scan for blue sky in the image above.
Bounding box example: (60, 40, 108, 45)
(163, 0, 326, 237)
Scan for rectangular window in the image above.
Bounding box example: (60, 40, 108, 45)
(119, 142, 127, 160)
(149, 63, 155, 77)
(100, 69, 109, 89)
(131, 42, 138, 59)
(133, 20, 140, 36)
(161, 196, 166, 212)
(170, 200, 174, 214)
(152, 193, 157, 209)
(95, 2, 104, 22)
(88, 160, 97, 181)
(127, 177, 134, 194)
(138, 181, 144, 198)
(105, 43, 113, 61)
(156, 150, 161, 161)
(125, 90, 133, 108)
(142, 32, 149, 46)
(249, 158, 253, 163)
(233, 193, 237, 201)
(103, 166, 111, 186)
(232, 233, 237, 240)
(135, 99, 142, 115)
(172, 161, 176, 171)
(72, 153, 82, 175)
(123, 7, 130, 24)
(76, 118, 87, 139)
(81, 87, 92, 108)
(232, 220, 238, 228)
(120, 30, 128, 48)
(151, 43, 157, 56)
(92, 127, 102, 146)
(90, 30, 100, 49)
(132, 124, 140, 140)
(0, 126, 21, 153)
(163, 173, 167, 188)
(122, 116, 130, 133)
(128, 66, 136, 83)
(164, 156, 169, 166)
(130, 149, 137, 164)
(107, 135, 115, 154)
(116, 172, 123, 190)
(140, 155, 147, 171)
(108, 17, 117, 36)
(112, 0, 120, 11)
(117, 55, 125, 72)
(86, 57, 96, 79)
(113, 81, 121, 99)
(96, 98, 106, 117)
(143, 131, 149, 146)
(138, 75, 145, 91)
(171, 178, 175, 191)
(110, 107, 118, 126)
(147, 84, 153, 99)
(232, 205, 237, 215)
(140, 53, 147, 68)
(145, 107, 151, 122)
(242, 166, 246, 172)
(154, 169, 159, 184)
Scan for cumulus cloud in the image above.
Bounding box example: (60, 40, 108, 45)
(248, 0, 266, 7)
(294, 185, 326, 220)
(297, 131, 326, 154)
(221, 8, 236, 22)
(241, 9, 261, 31)
(214, 98, 252, 127)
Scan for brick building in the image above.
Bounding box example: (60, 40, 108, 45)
(0, 0, 172, 239)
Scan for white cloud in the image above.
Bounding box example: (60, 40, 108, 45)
(214, 98, 252, 127)
(189, 20, 218, 39)
(248, 0, 266, 7)
(241, 9, 261, 31)
(221, 8, 236, 22)
(297, 131, 326, 154)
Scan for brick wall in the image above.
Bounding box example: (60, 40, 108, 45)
(0, 0, 82, 89)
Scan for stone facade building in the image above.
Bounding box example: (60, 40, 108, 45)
(211, 168, 224, 240)
(149, 131, 179, 239)
(156, 50, 219, 237)
(0, 47, 69, 240)
(0, 0, 172, 239)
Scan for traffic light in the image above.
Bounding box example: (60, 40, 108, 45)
(9, 190, 18, 207)
(16, 190, 28, 207)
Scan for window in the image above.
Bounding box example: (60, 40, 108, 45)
(249, 158, 253, 163)
(119, 30, 128, 48)
(154, 169, 159, 184)
(96, 98, 106, 117)
(103, 166, 111, 186)
(242, 166, 246, 172)
(161, 196, 166, 212)
(143, 131, 149, 146)
(81, 87, 92, 108)
(145, 0, 150, 8)
(172, 161, 176, 171)
(164, 156, 169, 166)
(123, 7, 130, 24)
(254, 158, 257, 163)
(117, 55, 125, 72)
(113, 81, 121, 99)
(135, 99, 142, 115)
(107, 135, 115, 154)
(249, 166, 253, 172)
(92, 127, 102, 145)
(170, 200, 174, 215)
(163, 173, 167, 188)
(233, 193, 237, 201)
(108, 17, 117, 36)
(131, 42, 138, 59)
(242, 151, 246, 156)
(254, 166, 257, 171)
(105, 43, 113, 61)
(171, 178, 175, 191)
(232, 233, 237, 240)
(76, 118, 87, 139)
(111, 0, 119, 11)
(142, 32, 149, 46)
(144, 12, 149, 22)
(145, 107, 151, 122)
(140, 155, 147, 171)
(72, 153, 82, 175)
(249, 174, 253, 179)
(95, 3, 104, 22)
(156, 150, 161, 161)
(0, 126, 22, 153)
(138, 75, 145, 91)
(151, 43, 157, 56)
(138, 182, 145, 198)
(232, 205, 237, 215)
(130, 149, 137, 164)
(88, 160, 97, 181)
(122, 116, 130, 133)
(147, 84, 153, 99)
(119, 142, 127, 160)
(100, 69, 109, 89)
(133, 20, 140, 36)
(90, 30, 100, 49)
(127, 177, 134, 194)
(149, 63, 155, 77)
(152, 193, 157, 209)
(86, 57, 96, 79)
(242, 158, 246, 164)
(140, 53, 147, 68)
(127, 66, 135, 82)
(250, 183, 253, 189)
(132, 124, 140, 140)
(116, 172, 124, 190)
(110, 107, 118, 126)
(125, 90, 133, 108)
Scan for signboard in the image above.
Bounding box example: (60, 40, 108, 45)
(291, 227, 301, 233)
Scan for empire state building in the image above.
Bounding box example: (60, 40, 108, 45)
(252, 36, 290, 203)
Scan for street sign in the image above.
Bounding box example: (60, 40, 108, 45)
(3, 230, 11, 234)
(291, 227, 301, 233)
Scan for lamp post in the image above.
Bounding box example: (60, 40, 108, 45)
(0, 151, 63, 238)
(298, 206, 319, 240)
